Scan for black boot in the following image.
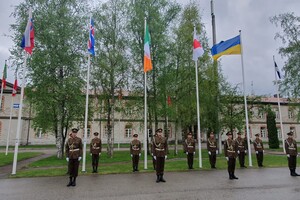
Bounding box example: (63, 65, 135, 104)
(160, 174, 166, 182)
(95, 166, 98, 173)
(291, 169, 297, 176)
(232, 173, 239, 179)
(71, 177, 76, 186)
(229, 172, 233, 180)
(135, 166, 139, 172)
(156, 175, 160, 183)
(67, 177, 73, 187)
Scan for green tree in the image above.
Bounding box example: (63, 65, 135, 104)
(10, 0, 88, 158)
(266, 108, 279, 149)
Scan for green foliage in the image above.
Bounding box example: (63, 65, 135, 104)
(0, 152, 41, 167)
(266, 108, 280, 149)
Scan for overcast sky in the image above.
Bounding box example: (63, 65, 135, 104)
(1, 0, 299, 96)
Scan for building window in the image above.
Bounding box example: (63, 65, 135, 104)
(290, 127, 296, 138)
(258, 109, 265, 119)
(275, 109, 279, 119)
(84, 125, 91, 138)
(288, 109, 294, 119)
(244, 126, 252, 138)
(277, 127, 282, 139)
(260, 127, 267, 138)
(103, 125, 108, 138)
(125, 124, 133, 138)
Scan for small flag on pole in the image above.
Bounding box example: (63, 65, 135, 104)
(144, 22, 152, 73)
(192, 27, 204, 61)
(2, 62, 7, 89)
(21, 9, 34, 55)
(12, 79, 18, 97)
(211, 35, 241, 60)
(88, 18, 95, 56)
(274, 61, 281, 79)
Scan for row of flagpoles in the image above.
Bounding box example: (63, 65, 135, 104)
(5, 5, 285, 174)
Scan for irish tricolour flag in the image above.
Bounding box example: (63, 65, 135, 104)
(144, 22, 152, 73)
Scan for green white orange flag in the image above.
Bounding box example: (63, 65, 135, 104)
(144, 22, 152, 73)
(2, 61, 7, 89)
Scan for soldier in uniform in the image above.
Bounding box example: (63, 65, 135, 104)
(90, 132, 102, 173)
(130, 133, 142, 172)
(224, 131, 238, 180)
(235, 132, 247, 168)
(65, 128, 83, 187)
(253, 133, 264, 167)
(285, 132, 300, 176)
(183, 132, 196, 169)
(207, 132, 218, 169)
(152, 128, 168, 183)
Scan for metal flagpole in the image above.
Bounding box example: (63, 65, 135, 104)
(5, 94, 15, 155)
(0, 60, 6, 110)
(195, 60, 202, 168)
(239, 30, 252, 167)
(12, 53, 27, 175)
(143, 17, 148, 170)
(273, 56, 285, 153)
(82, 53, 91, 172)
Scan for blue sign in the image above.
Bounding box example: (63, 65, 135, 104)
(13, 103, 20, 109)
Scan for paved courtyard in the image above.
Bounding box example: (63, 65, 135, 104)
(0, 167, 299, 200)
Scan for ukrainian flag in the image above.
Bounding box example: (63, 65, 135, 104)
(211, 35, 241, 60)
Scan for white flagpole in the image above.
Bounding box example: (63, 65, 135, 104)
(5, 94, 15, 155)
(273, 56, 285, 153)
(12, 53, 27, 175)
(144, 17, 148, 170)
(239, 30, 252, 167)
(82, 52, 91, 172)
(0, 60, 6, 110)
(194, 60, 202, 168)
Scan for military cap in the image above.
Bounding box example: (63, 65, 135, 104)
(287, 132, 293, 136)
(156, 128, 163, 133)
(71, 128, 79, 133)
(237, 132, 242, 135)
(255, 133, 260, 137)
(187, 132, 192, 135)
(226, 132, 232, 136)
(133, 133, 138, 137)
(93, 132, 99, 136)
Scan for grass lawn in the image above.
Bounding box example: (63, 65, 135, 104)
(0, 152, 42, 167)
(10, 149, 296, 178)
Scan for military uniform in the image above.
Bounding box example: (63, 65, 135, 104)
(207, 136, 218, 168)
(285, 132, 299, 176)
(130, 134, 142, 172)
(66, 128, 83, 187)
(253, 134, 264, 167)
(235, 133, 247, 168)
(90, 132, 102, 173)
(152, 128, 168, 183)
(183, 133, 196, 169)
(224, 132, 238, 180)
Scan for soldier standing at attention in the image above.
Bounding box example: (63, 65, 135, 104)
(236, 132, 247, 168)
(207, 132, 218, 169)
(90, 132, 102, 173)
(152, 128, 168, 183)
(183, 132, 196, 169)
(253, 133, 264, 167)
(224, 131, 238, 180)
(130, 133, 142, 172)
(285, 132, 300, 176)
(66, 128, 83, 187)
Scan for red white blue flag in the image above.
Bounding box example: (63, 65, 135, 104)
(88, 18, 95, 56)
(21, 9, 34, 55)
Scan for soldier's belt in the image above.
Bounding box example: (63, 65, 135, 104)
(238, 145, 244, 148)
(187, 146, 194, 148)
(93, 147, 100, 149)
(70, 149, 79, 152)
(210, 146, 216, 148)
(155, 148, 165, 151)
(227, 150, 235, 153)
(289, 148, 296, 150)
(132, 148, 140, 150)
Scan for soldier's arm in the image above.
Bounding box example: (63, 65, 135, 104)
(151, 141, 156, 156)
(284, 140, 289, 154)
(253, 142, 257, 151)
(206, 140, 210, 151)
(183, 140, 187, 152)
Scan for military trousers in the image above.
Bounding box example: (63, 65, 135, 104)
(132, 154, 140, 169)
(92, 154, 100, 167)
(227, 157, 236, 173)
(288, 155, 297, 169)
(209, 153, 216, 168)
(156, 157, 165, 175)
(256, 152, 264, 167)
(238, 152, 246, 167)
(69, 159, 80, 177)
(187, 153, 194, 168)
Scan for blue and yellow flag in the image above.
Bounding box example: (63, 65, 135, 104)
(211, 35, 241, 60)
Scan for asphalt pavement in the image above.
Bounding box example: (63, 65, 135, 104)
(0, 167, 299, 200)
